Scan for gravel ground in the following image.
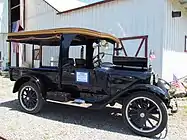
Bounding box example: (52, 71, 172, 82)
(0, 76, 187, 140)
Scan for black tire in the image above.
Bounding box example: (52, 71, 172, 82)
(18, 81, 45, 114)
(122, 91, 168, 137)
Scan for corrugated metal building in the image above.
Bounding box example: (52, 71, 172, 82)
(8, 0, 187, 82)
(162, 0, 187, 81)
(0, 0, 8, 70)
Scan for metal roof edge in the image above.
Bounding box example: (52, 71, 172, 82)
(56, 0, 116, 15)
(43, 0, 60, 13)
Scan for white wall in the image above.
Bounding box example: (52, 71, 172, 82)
(162, 0, 187, 82)
(0, 33, 8, 69)
(0, 0, 8, 33)
(0, 0, 8, 69)
(25, 0, 165, 75)
(25, 0, 57, 31)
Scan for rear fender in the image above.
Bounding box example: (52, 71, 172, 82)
(13, 75, 44, 94)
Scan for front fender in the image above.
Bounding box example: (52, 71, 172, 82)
(13, 75, 44, 93)
(127, 84, 170, 102)
(106, 83, 170, 108)
(97, 79, 172, 109)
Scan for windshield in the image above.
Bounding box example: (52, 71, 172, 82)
(93, 40, 114, 64)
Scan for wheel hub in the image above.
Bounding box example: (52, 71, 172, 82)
(140, 112, 145, 118)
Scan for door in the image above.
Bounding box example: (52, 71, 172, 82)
(60, 43, 98, 94)
(61, 56, 110, 94)
(60, 37, 112, 96)
(61, 64, 98, 93)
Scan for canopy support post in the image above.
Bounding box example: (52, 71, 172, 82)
(8, 42, 11, 68)
(39, 45, 42, 67)
(32, 44, 34, 68)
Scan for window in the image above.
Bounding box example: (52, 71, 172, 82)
(93, 40, 114, 63)
(69, 45, 86, 60)
(42, 46, 60, 66)
(63, 35, 116, 69)
(10, 0, 20, 22)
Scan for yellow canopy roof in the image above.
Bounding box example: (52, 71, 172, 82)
(7, 27, 120, 45)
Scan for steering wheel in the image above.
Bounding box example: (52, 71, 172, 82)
(93, 52, 105, 67)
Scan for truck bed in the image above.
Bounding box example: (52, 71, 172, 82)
(9, 66, 58, 81)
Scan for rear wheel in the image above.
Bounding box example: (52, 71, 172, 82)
(18, 81, 44, 114)
(122, 92, 168, 137)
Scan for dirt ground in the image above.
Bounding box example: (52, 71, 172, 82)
(0, 76, 187, 140)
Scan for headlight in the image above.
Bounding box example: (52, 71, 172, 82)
(154, 74, 159, 83)
(150, 73, 154, 85)
(150, 73, 158, 85)
(158, 78, 171, 90)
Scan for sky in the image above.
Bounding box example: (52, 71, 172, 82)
(45, 0, 104, 12)
(78, 0, 104, 4)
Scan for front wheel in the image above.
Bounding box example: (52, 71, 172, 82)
(18, 81, 44, 114)
(122, 92, 168, 137)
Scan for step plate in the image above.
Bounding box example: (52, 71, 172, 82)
(46, 99, 104, 109)
(46, 99, 93, 108)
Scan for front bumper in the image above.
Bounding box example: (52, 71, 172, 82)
(156, 78, 178, 113)
(168, 97, 178, 113)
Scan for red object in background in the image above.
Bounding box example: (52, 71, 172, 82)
(172, 74, 185, 92)
(172, 74, 180, 88)
(149, 50, 156, 60)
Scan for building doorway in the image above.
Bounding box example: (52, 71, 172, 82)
(8, 0, 25, 67)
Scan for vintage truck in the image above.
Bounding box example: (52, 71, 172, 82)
(7, 27, 177, 137)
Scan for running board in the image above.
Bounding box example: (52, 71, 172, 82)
(46, 99, 105, 110)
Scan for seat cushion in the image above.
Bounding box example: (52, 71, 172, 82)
(75, 59, 86, 68)
(68, 58, 74, 65)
